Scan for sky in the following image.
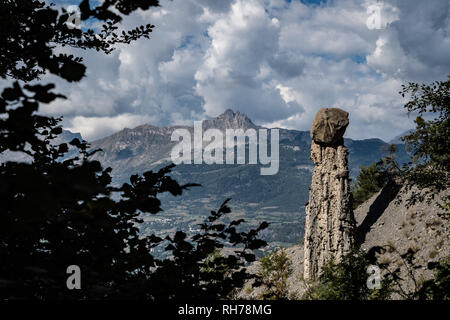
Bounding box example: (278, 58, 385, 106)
(20, 0, 450, 141)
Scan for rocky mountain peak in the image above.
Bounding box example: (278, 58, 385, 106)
(204, 109, 257, 131)
(221, 109, 235, 118)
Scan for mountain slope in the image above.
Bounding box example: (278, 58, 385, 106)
(389, 129, 414, 144)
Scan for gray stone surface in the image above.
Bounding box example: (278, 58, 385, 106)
(310, 108, 349, 145)
(354, 186, 450, 299)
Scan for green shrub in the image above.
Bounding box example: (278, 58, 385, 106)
(352, 163, 385, 209)
(418, 255, 450, 300)
(302, 248, 392, 300)
(258, 249, 292, 300)
(400, 77, 450, 209)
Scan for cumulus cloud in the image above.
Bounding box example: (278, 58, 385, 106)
(366, 0, 450, 81)
(194, 0, 295, 122)
(31, 0, 450, 141)
(67, 114, 157, 141)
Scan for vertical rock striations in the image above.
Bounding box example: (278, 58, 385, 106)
(303, 108, 356, 281)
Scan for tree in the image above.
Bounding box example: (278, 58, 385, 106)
(257, 248, 292, 300)
(400, 76, 450, 211)
(351, 163, 384, 209)
(0, 0, 268, 299)
(351, 145, 401, 210)
(302, 245, 449, 301)
(0, 0, 158, 82)
(367, 246, 450, 300)
(148, 200, 268, 300)
(302, 248, 392, 300)
(418, 255, 450, 300)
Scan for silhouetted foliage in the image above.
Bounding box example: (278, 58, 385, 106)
(0, 71, 268, 301)
(418, 255, 450, 300)
(367, 245, 423, 299)
(0, 88, 184, 298)
(0, 0, 158, 82)
(367, 246, 450, 300)
(0, 0, 268, 299)
(148, 199, 268, 300)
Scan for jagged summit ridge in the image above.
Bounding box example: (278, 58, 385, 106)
(203, 109, 257, 131)
(92, 109, 257, 146)
(89, 110, 262, 178)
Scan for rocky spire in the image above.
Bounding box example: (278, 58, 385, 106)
(303, 108, 356, 281)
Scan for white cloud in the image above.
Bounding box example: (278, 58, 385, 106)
(67, 113, 157, 141)
(32, 0, 450, 142)
(366, 0, 450, 81)
(194, 0, 293, 122)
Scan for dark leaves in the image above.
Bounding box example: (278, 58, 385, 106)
(399, 76, 450, 206)
(0, 0, 268, 301)
(1, 82, 23, 101)
(0, 0, 159, 82)
(366, 246, 386, 265)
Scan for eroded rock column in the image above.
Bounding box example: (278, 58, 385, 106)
(303, 108, 356, 281)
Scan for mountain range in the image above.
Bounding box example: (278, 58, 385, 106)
(88, 109, 410, 250)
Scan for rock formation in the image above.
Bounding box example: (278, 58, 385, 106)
(303, 107, 355, 281)
(310, 108, 349, 145)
